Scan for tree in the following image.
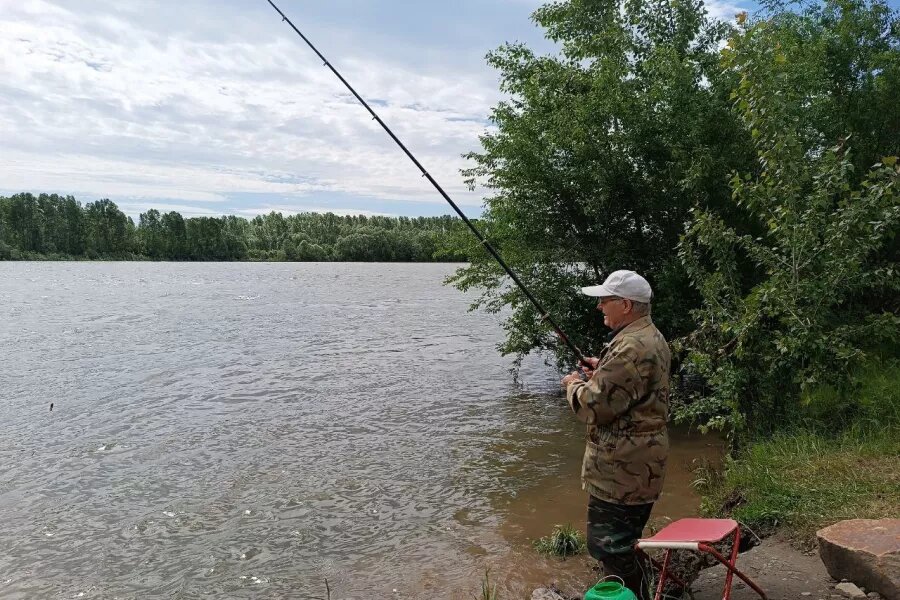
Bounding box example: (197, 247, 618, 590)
(448, 0, 754, 366)
(333, 229, 393, 261)
(678, 0, 900, 434)
(186, 217, 228, 260)
(222, 215, 249, 260)
(5, 193, 44, 253)
(84, 199, 131, 256)
(160, 211, 188, 259)
(60, 195, 86, 255)
(139, 209, 164, 258)
(249, 212, 289, 256)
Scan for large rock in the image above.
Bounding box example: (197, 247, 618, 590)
(817, 519, 900, 600)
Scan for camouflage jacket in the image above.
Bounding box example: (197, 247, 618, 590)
(566, 316, 671, 505)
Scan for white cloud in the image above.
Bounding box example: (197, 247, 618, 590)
(704, 0, 748, 21)
(233, 205, 395, 218)
(0, 0, 751, 217)
(0, 0, 496, 211)
(116, 202, 222, 219)
(1, 151, 318, 202)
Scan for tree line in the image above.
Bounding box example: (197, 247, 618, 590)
(0, 194, 469, 262)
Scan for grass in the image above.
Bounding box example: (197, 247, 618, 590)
(533, 523, 587, 557)
(698, 356, 900, 545)
(700, 429, 900, 543)
(477, 569, 499, 600)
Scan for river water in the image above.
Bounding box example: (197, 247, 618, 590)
(0, 262, 720, 599)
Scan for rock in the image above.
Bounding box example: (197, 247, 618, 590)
(817, 519, 900, 600)
(532, 588, 567, 600)
(802, 593, 812, 596)
(868, 593, 884, 600)
(836, 582, 867, 599)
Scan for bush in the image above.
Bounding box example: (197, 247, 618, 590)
(0, 240, 21, 260)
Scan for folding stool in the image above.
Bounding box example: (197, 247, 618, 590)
(635, 518, 767, 600)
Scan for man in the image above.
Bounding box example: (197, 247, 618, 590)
(561, 270, 671, 600)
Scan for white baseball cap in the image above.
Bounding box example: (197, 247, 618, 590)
(581, 270, 652, 303)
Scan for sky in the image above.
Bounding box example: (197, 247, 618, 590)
(1, 0, 769, 221)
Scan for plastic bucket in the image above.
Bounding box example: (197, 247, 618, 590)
(583, 578, 638, 600)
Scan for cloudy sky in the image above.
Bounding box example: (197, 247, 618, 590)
(1, 0, 757, 220)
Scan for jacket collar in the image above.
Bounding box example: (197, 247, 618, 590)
(611, 315, 653, 342)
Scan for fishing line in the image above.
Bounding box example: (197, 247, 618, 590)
(264, 0, 590, 367)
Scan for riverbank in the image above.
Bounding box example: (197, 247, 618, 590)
(526, 414, 899, 599)
(699, 428, 899, 548)
(696, 355, 899, 548)
(528, 535, 857, 600)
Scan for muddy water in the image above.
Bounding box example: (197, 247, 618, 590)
(0, 262, 722, 599)
(481, 427, 723, 598)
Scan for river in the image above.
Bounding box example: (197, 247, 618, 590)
(0, 262, 720, 599)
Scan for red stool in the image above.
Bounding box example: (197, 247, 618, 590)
(635, 518, 767, 600)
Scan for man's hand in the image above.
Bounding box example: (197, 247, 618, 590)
(582, 356, 600, 370)
(561, 357, 599, 388)
(561, 371, 584, 387)
(575, 357, 599, 380)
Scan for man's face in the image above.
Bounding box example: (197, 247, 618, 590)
(597, 296, 631, 330)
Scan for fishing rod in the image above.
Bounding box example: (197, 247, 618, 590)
(265, 0, 590, 368)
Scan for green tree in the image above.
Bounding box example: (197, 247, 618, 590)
(678, 0, 900, 434)
(60, 195, 86, 255)
(186, 217, 227, 260)
(222, 215, 249, 260)
(448, 0, 753, 366)
(249, 212, 289, 257)
(5, 193, 44, 253)
(738, 0, 900, 177)
(160, 211, 188, 259)
(139, 209, 165, 258)
(333, 229, 394, 261)
(84, 199, 131, 256)
(296, 239, 330, 261)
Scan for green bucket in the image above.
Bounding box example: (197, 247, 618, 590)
(583, 578, 638, 600)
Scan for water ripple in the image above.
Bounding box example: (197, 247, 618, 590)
(0, 263, 702, 599)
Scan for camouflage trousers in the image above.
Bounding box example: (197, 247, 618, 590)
(587, 495, 654, 600)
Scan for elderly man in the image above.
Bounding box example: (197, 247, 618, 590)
(561, 270, 671, 600)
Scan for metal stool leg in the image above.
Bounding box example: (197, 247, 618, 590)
(698, 540, 768, 600)
(653, 549, 672, 600)
(635, 548, 689, 591)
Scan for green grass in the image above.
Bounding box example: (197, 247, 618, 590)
(700, 429, 899, 542)
(477, 569, 500, 600)
(699, 355, 900, 545)
(533, 523, 587, 557)
(798, 354, 900, 433)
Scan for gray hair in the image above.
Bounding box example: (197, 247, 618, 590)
(630, 300, 651, 316)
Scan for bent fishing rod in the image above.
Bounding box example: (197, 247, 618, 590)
(265, 0, 590, 368)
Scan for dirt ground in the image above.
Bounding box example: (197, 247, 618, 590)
(690, 536, 840, 600)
